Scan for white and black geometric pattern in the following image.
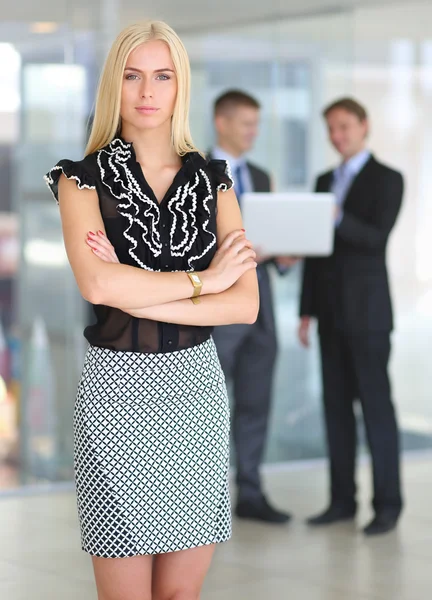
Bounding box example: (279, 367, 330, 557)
(74, 338, 232, 557)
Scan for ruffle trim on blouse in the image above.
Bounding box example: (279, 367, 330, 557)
(44, 160, 96, 204)
(44, 142, 229, 272)
(207, 159, 235, 192)
(96, 139, 218, 270)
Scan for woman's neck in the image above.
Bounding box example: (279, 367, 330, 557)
(120, 124, 179, 167)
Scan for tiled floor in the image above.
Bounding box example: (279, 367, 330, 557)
(0, 456, 431, 599)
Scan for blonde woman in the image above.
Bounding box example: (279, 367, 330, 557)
(44, 20, 258, 600)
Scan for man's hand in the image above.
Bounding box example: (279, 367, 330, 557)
(275, 256, 300, 268)
(255, 247, 301, 267)
(298, 316, 311, 348)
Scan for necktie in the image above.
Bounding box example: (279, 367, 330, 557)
(234, 163, 262, 279)
(234, 164, 245, 204)
(333, 163, 351, 208)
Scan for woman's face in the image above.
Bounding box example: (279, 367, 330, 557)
(120, 40, 178, 134)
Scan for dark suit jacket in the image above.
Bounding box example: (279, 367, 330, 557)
(300, 155, 403, 333)
(206, 152, 270, 193)
(247, 161, 271, 194)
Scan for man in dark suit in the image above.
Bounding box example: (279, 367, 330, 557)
(299, 98, 403, 536)
(210, 90, 296, 523)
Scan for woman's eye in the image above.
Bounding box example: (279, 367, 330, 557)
(125, 74, 139, 80)
(156, 74, 170, 81)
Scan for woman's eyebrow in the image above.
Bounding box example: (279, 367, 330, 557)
(124, 67, 175, 73)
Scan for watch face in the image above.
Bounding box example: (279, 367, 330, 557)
(192, 275, 200, 284)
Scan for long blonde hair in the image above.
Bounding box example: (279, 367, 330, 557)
(85, 21, 199, 156)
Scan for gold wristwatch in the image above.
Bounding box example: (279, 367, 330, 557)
(187, 271, 203, 304)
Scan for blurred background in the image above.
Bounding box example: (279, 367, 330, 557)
(0, 0, 431, 492)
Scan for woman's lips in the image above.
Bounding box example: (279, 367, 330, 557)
(136, 106, 159, 114)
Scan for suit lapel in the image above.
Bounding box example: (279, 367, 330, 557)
(342, 155, 375, 210)
(319, 171, 333, 192)
(247, 161, 258, 192)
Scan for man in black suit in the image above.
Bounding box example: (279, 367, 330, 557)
(210, 90, 296, 523)
(299, 98, 403, 536)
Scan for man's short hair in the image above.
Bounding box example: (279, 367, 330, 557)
(214, 90, 260, 116)
(323, 97, 368, 121)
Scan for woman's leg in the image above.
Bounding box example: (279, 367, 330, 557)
(152, 544, 216, 600)
(92, 555, 153, 600)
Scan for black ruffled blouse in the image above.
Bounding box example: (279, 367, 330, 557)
(44, 137, 234, 353)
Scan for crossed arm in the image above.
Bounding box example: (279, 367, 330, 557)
(58, 175, 259, 326)
(88, 229, 259, 326)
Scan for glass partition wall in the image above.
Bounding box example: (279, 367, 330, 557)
(184, 12, 356, 462)
(1, 4, 431, 492)
(0, 16, 100, 488)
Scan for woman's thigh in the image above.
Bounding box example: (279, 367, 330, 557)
(152, 544, 216, 600)
(92, 555, 153, 600)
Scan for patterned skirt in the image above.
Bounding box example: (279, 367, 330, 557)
(74, 338, 232, 558)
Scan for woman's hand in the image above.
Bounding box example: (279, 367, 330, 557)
(202, 229, 257, 294)
(86, 230, 119, 263)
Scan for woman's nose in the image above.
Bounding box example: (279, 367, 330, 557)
(140, 79, 153, 99)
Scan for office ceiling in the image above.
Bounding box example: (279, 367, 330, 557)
(0, 0, 430, 53)
(0, 0, 409, 34)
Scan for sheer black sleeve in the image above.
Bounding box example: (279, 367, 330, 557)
(44, 159, 96, 204)
(206, 159, 234, 192)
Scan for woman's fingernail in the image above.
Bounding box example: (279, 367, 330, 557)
(98, 230, 104, 236)
(241, 228, 246, 232)
(88, 231, 95, 236)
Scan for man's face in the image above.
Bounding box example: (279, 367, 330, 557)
(326, 108, 368, 160)
(216, 105, 260, 156)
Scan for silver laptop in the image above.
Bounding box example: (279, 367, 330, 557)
(241, 192, 335, 256)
